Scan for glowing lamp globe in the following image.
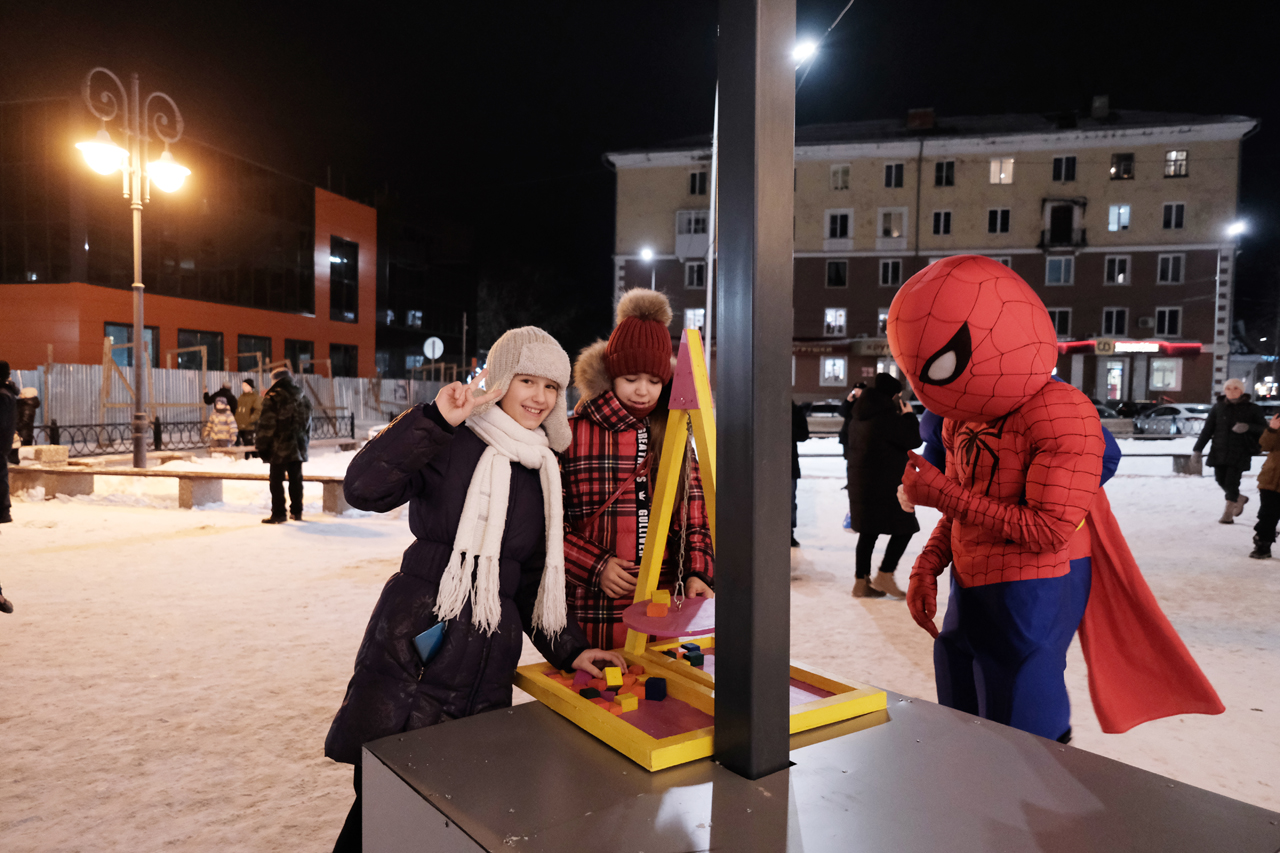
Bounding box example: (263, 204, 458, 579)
(640, 247, 655, 262)
(76, 129, 128, 175)
(792, 40, 818, 64)
(147, 149, 190, 193)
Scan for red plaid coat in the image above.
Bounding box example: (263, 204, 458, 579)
(562, 390, 714, 650)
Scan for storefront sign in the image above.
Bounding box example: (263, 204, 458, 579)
(1094, 338, 1115, 355)
(853, 339, 894, 357)
(1115, 341, 1161, 353)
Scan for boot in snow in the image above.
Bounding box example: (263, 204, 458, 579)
(1250, 535, 1271, 559)
(1234, 495, 1250, 517)
(1219, 501, 1235, 524)
(871, 571, 906, 599)
(852, 578, 886, 599)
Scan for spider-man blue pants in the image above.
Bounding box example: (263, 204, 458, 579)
(933, 557, 1091, 741)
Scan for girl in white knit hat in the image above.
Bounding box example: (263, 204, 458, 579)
(325, 326, 625, 852)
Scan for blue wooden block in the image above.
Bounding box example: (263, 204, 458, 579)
(680, 642, 701, 653)
(663, 649, 679, 659)
(579, 687, 600, 699)
(685, 651, 704, 667)
(645, 677, 668, 701)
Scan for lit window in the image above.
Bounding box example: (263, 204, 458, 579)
(1150, 357, 1182, 390)
(989, 157, 1014, 184)
(1103, 307, 1128, 337)
(1162, 203, 1185, 230)
(1108, 204, 1131, 232)
(684, 260, 706, 289)
(877, 308, 890, 336)
(684, 308, 705, 331)
(932, 210, 951, 235)
(1158, 254, 1185, 284)
(830, 164, 850, 191)
(826, 260, 848, 288)
(1046, 256, 1074, 285)
(987, 208, 1010, 233)
(1046, 308, 1071, 339)
(407, 309, 423, 329)
(1155, 307, 1181, 337)
(1110, 153, 1135, 180)
(884, 162, 904, 188)
(1105, 255, 1129, 285)
(1052, 156, 1077, 182)
(880, 259, 902, 287)
(677, 210, 709, 235)
(1164, 150, 1188, 178)
(823, 308, 847, 337)
(383, 309, 395, 325)
(934, 160, 954, 187)
(880, 210, 904, 238)
(689, 171, 708, 195)
(820, 356, 848, 386)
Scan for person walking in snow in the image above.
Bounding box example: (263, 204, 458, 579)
(1192, 378, 1266, 524)
(846, 372, 921, 599)
(791, 400, 810, 547)
(234, 379, 261, 448)
(255, 366, 312, 523)
(201, 397, 238, 448)
(1249, 413, 1280, 559)
(562, 289, 714, 650)
(325, 327, 625, 853)
(0, 361, 16, 524)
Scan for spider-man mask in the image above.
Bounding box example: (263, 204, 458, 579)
(887, 255, 1059, 423)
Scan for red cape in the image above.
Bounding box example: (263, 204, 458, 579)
(1078, 488, 1225, 733)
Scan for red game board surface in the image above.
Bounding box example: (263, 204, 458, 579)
(693, 652, 835, 706)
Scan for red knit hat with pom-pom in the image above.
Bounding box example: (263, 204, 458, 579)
(605, 289, 674, 382)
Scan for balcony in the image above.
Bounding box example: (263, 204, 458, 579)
(1038, 227, 1087, 250)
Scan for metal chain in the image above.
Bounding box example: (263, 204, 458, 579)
(673, 418, 694, 608)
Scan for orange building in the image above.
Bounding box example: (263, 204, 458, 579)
(0, 98, 377, 375)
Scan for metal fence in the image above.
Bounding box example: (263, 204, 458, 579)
(7, 364, 442, 429)
(25, 414, 355, 459)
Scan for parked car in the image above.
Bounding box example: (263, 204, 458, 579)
(1095, 403, 1121, 419)
(803, 400, 845, 435)
(1132, 403, 1213, 436)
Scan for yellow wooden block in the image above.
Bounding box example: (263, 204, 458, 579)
(614, 692, 639, 711)
(603, 666, 624, 690)
(652, 589, 671, 605)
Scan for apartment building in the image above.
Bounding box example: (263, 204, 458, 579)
(606, 102, 1257, 404)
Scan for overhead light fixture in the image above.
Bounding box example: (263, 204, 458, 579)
(640, 247, 655, 262)
(792, 40, 818, 65)
(76, 127, 128, 175)
(147, 149, 190, 192)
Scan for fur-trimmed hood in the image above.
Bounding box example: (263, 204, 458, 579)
(572, 340, 612, 408)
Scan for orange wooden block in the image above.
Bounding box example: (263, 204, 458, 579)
(628, 664, 645, 676)
(609, 704, 626, 716)
(588, 678, 606, 691)
(590, 697, 610, 707)
(622, 675, 637, 688)
(646, 602, 669, 618)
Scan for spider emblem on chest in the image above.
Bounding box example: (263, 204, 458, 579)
(956, 416, 1010, 496)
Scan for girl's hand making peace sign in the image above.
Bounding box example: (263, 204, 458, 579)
(435, 369, 505, 427)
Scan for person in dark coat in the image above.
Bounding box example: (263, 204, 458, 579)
(325, 327, 624, 853)
(1192, 378, 1267, 523)
(0, 361, 14, 523)
(202, 383, 238, 416)
(846, 372, 921, 598)
(255, 367, 313, 523)
(791, 400, 810, 547)
(836, 382, 866, 454)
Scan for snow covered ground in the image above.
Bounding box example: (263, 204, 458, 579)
(1, 438, 1277, 850)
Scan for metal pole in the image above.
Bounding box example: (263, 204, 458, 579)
(461, 311, 468, 374)
(650, 265, 656, 290)
(130, 73, 147, 469)
(705, 85, 719, 376)
(714, 0, 795, 780)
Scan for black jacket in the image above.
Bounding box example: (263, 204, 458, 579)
(202, 387, 238, 416)
(1193, 394, 1266, 470)
(255, 377, 312, 464)
(15, 394, 39, 442)
(791, 401, 811, 480)
(325, 403, 590, 766)
(845, 388, 922, 536)
(0, 381, 16, 451)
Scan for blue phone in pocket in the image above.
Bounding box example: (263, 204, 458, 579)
(413, 622, 446, 666)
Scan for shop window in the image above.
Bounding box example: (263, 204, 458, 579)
(820, 356, 848, 386)
(1150, 358, 1182, 391)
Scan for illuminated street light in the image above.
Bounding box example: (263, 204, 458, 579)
(792, 40, 818, 65)
(76, 128, 128, 175)
(640, 246, 656, 289)
(1226, 220, 1246, 237)
(76, 66, 187, 469)
(640, 247, 654, 262)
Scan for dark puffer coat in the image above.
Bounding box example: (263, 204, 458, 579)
(325, 403, 590, 766)
(255, 376, 312, 465)
(1193, 394, 1266, 470)
(845, 386, 922, 536)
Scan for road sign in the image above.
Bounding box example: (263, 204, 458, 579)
(423, 337, 444, 360)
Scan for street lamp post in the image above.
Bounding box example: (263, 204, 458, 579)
(76, 67, 189, 468)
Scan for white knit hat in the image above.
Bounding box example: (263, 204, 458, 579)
(472, 326, 572, 451)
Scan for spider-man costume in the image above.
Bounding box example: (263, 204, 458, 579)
(888, 255, 1223, 739)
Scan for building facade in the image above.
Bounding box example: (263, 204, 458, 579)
(607, 104, 1257, 404)
(0, 97, 377, 376)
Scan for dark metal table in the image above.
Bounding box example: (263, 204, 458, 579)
(363, 692, 1280, 852)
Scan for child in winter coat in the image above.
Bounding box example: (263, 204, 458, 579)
(1250, 413, 1280, 559)
(201, 397, 237, 447)
(326, 326, 625, 853)
(561, 289, 715, 650)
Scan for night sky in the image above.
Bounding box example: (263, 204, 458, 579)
(2, 0, 1275, 352)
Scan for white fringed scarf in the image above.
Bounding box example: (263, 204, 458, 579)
(433, 405, 567, 637)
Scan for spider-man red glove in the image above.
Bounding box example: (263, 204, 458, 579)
(901, 450, 964, 515)
(907, 572, 940, 638)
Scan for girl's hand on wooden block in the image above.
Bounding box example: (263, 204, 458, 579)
(600, 557, 639, 598)
(573, 648, 628, 678)
(685, 577, 713, 599)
